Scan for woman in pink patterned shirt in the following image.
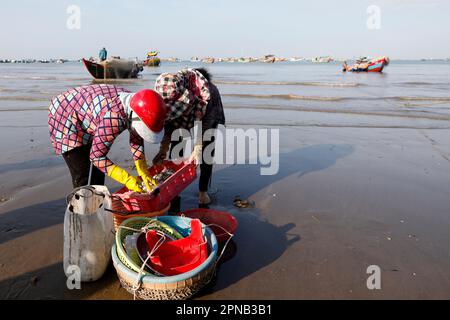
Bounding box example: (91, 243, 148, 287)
(48, 84, 167, 192)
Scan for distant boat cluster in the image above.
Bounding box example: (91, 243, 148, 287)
(189, 55, 337, 63)
(0, 59, 69, 64)
(2, 56, 450, 65)
(0, 55, 337, 65)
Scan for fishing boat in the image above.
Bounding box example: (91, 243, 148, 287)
(261, 55, 276, 63)
(312, 56, 334, 63)
(82, 58, 143, 79)
(201, 57, 215, 64)
(238, 57, 252, 63)
(143, 50, 161, 67)
(343, 56, 389, 73)
(161, 57, 179, 62)
(143, 57, 161, 67)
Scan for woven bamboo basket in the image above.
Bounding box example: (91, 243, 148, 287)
(110, 195, 170, 231)
(112, 216, 218, 300)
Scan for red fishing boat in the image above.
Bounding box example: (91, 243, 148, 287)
(343, 56, 390, 73)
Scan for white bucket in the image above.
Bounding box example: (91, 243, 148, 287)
(63, 186, 115, 282)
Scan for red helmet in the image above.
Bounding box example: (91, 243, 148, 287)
(130, 89, 166, 132)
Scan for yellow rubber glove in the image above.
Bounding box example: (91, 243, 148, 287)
(135, 158, 158, 192)
(107, 165, 144, 193)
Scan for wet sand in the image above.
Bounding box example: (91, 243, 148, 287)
(1, 109, 450, 299)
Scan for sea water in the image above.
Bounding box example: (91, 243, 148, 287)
(1, 60, 450, 129)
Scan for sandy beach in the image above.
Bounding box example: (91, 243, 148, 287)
(3, 0, 450, 305)
(1, 104, 450, 298)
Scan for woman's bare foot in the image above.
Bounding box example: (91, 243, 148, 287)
(199, 192, 212, 205)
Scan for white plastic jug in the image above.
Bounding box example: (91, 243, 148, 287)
(64, 185, 115, 282)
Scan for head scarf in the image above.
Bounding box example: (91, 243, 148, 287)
(154, 69, 210, 129)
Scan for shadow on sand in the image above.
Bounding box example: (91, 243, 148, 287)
(192, 144, 354, 295)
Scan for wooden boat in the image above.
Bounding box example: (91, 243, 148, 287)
(82, 58, 143, 79)
(343, 56, 389, 73)
(201, 57, 215, 64)
(312, 56, 333, 63)
(161, 57, 179, 62)
(143, 50, 161, 67)
(261, 55, 276, 63)
(143, 57, 161, 67)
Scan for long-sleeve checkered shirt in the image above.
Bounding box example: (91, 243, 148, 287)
(48, 84, 145, 173)
(154, 69, 210, 129)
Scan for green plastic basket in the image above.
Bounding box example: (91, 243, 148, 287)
(115, 217, 183, 274)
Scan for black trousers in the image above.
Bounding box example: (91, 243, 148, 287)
(199, 137, 215, 192)
(62, 144, 105, 188)
(199, 119, 219, 192)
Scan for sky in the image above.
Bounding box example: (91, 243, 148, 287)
(0, 0, 449, 60)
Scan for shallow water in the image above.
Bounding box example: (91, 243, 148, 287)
(1, 60, 450, 128)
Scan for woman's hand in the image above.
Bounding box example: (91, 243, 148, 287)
(189, 144, 203, 165)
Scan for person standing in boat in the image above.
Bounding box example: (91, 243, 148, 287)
(48, 84, 167, 192)
(99, 47, 108, 62)
(153, 68, 225, 206)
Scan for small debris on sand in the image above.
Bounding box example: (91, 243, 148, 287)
(30, 276, 40, 286)
(0, 196, 8, 203)
(233, 196, 255, 208)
